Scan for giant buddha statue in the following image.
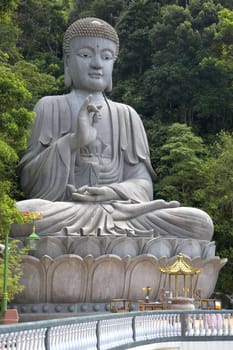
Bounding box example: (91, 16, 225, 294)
(14, 17, 214, 240)
(11, 18, 227, 313)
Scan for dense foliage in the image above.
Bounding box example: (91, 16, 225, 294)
(0, 0, 233, 296)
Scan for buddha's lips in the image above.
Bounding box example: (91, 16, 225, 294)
(89, 73, 103, 78)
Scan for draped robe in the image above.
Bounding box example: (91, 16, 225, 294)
(16, 91, 214, 240)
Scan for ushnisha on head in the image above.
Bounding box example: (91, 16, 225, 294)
(63, 18, 119, 92)
(63, 17, 119, 57)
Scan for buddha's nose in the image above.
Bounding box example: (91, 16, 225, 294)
(90, 55, 102, 69)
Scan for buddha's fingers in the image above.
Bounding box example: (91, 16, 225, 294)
(112, 200, 180, 220)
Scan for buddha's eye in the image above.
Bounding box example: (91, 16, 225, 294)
(77, 49, 93, 58)
(101, 50, 114, 61)
(80, 53, 89, 58)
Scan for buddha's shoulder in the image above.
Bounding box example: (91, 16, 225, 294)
(36, 94, 69, 106)
(109, 100, 138, 116)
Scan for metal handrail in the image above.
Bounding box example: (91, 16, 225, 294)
(0, 309, 233, 349)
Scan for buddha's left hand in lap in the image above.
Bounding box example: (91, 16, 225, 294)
(68, 185, 119, 202)
(67, 184, 180, 210)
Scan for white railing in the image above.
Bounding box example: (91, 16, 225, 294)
(0, 310, 233, 349)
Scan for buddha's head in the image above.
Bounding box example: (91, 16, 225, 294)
(63, 17, 119, 92)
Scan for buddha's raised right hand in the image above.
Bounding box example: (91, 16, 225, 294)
(70, 94, 102, 149)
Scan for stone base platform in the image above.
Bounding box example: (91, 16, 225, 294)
(12, 236, 227, 306)
(10, 302, 138, 322)
(17, 235, 216, 260)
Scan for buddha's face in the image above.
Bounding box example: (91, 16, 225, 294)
(66, 36, 116, 92)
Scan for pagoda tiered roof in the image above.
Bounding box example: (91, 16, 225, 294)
(160, 253, 201, 275)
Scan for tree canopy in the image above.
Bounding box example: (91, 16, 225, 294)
(0, 0, 233, 295)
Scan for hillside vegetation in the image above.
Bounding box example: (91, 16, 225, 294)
(0, 0, 233, 295)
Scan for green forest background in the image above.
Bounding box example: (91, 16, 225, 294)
(0, 0, 233, 298)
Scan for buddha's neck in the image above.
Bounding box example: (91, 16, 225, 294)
(73, 89, 105, 104)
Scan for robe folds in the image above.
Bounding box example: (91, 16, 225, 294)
(16, 92, 214, 240)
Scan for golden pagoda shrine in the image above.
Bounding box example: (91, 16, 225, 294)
(160, 253, 201, 298)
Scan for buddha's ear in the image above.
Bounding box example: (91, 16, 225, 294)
(105, 57, 116, 92)
(105, 76, 112, 92)
(64, 56, 72, 88)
